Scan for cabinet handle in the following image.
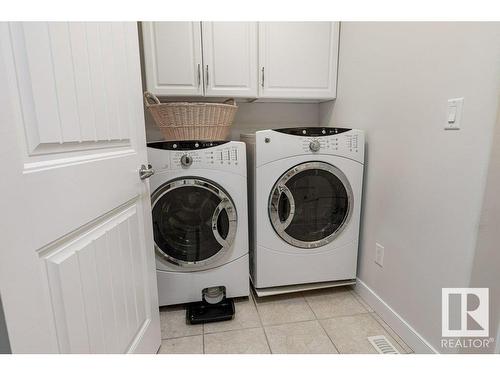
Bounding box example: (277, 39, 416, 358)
(261, 67, 265, 88)
(205, 65, 209, 87)
(197, 64, 201, 87)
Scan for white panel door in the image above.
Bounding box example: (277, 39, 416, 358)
(202, 22, 258, 98)
(258, 22, 339, 100)
(142, 22, 203, 97)
(0, 22, 161, 353)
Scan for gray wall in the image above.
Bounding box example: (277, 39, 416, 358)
(0, 295, 11, 354)
(467, 102, 500, 353)
(320, 22, 500, 352)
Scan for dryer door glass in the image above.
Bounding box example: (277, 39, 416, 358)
(152, 178, 237, 267)
(269, 161, 353, 248)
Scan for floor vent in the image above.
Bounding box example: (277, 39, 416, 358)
(367, 335, 400, 354)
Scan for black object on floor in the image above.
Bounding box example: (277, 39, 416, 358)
(186, 298, 235, 325)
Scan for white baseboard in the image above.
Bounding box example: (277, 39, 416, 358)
(354, 278, 439, 354)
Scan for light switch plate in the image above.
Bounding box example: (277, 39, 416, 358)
(445, 98, 464, 130)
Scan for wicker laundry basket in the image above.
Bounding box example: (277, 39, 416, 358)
(144, 92, 238, 141)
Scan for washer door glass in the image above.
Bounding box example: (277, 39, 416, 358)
(152, 178, 237, 267)
(269, 161, 353, 248)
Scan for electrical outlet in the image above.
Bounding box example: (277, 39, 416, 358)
(375, 243, 384, 267)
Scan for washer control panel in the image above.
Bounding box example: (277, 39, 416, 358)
(149, 140, 229, 151)
(148, 141, 245, 172)
(275, 127, 351, 136)
(345, 134, 360, 153)
(170, 145, 239, 168)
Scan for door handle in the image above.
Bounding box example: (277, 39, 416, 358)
(277, 185, 295, 229)
(139, 164, 155, 180)
(212, 200, 229, 247)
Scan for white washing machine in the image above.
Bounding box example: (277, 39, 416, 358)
(242, 127, 364, 296)
(147, 140, 249, 306)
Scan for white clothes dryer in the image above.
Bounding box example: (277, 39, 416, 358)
(242, 127, 364, 296)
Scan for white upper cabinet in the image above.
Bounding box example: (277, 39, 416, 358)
(258, 22, 339, 100)
(202, 22, 258, 98)
(142, 22, 203, 96)
(141, 22, 339, 101)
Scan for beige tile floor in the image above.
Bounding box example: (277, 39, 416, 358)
(158, 286, 413, 354)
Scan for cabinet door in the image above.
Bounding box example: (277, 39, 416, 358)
(142, 22, 203, 96)
(202, 22, 258, 98)
(259, 22, 339, 100)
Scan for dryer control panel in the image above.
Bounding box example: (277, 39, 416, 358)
(253, 128, 365, 166)
(299, 133, 361, 154)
